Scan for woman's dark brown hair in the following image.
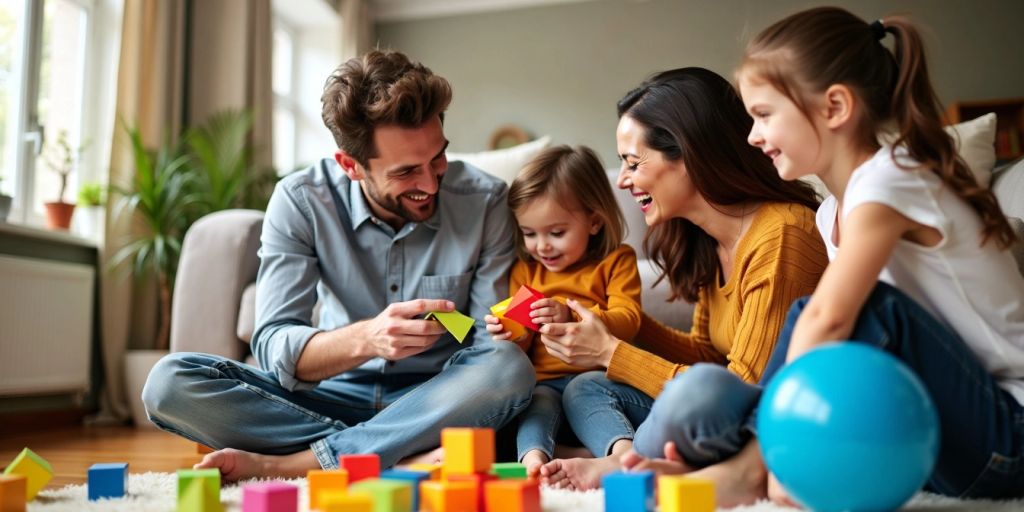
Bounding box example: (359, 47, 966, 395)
(617, 67, 820, 302)
(740, 6, 1015, 248)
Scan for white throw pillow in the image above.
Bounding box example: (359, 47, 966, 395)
(448, 135, 552, 185)
(945, 112, 997, 188)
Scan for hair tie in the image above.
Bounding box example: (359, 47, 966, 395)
(869, 19, 886, 41)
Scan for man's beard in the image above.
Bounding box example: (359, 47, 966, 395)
(364, 174, 443, 223)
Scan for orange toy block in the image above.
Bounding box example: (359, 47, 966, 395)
(446, 472, 496, 512)
(319, 490, 373, 512)
(658, 476, 714, 512)
(307, 469, 348, 510)
(338, 454, 380, 483)
(406, 463, 443, 480)
(442, 428, 495, 476)
(196, 443, 214, 454)
(484, 479, 541, 512)
(0, 475, 26, 512)
(420, 480, 476, 512)
(490, 297, 528, 339)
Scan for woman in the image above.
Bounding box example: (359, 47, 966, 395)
(534, 67, 828, 490)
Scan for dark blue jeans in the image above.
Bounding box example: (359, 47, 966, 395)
(633, 282, 1024, 499)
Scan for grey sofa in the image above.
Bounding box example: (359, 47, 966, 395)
(169, 169, 694, 359)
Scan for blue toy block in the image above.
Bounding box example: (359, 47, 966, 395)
(88, 463, 128, 501)
(380, 468, 430, 511)
(602, 470, 654, 512)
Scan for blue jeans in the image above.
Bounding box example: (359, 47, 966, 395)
(516, 375, 573, 461)
(633, 282, 1024, 499)
(559, 371, 654, 458)
(141, 342, 535, 469)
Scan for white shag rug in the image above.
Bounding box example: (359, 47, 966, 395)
(27, 472, 1024, 511)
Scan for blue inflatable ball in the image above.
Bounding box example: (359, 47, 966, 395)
(757, 342, 939, 512)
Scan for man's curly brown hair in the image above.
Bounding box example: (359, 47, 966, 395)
(321, 50, 452, 167)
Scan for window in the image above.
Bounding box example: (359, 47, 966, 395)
(1, 0, 91, 226)
(272, 21, 298, 175)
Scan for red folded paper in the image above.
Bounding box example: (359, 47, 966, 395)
(502, 285, 546, 332)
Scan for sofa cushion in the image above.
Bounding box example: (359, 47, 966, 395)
(237, 283, 258, 343)
(447, 135, 552, 185)
(946, 113, 997, 188)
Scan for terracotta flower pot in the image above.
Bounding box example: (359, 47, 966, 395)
(44, 201, 76, 230)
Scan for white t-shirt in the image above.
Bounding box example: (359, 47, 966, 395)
(817, 146, 1024, 403)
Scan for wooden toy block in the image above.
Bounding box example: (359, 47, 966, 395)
(0, 475, 26, 512)
(87, 462, 128, 501)
(319, 490, 373, 512)
(339, 453, 381, 483)
(419, 480, 476, 512)
(490, 462, 528, 479)
(503, 285, 546, 332)
(196, 443, 214, 454)
(2, 447, 53, 500)
(241, 481, 298, 512)
(658, 476, 714, 512)
(490, 297, 528, 339)
(381, 469, 430, 511)
(446, 472, 496, 512)
(484, 479, 541, 512)
(406, 463, 443, 480)
(442, 427, 495, 476)
(350, 478, 413, 512)
(177, 468, 221, 512)
(602, 470, 655, 512)
(307, 469, 349, 510)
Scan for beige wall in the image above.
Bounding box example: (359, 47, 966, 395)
(377, 0, 1024, 166)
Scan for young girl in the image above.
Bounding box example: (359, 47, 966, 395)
(484, 145, 642, 477)
(623, 6, 1024, 507)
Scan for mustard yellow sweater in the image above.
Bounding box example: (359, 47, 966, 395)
(510, 244, 642, 381)
(606, 202, 827, 398)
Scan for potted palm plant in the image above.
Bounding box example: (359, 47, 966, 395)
(42, 130, 86, 230)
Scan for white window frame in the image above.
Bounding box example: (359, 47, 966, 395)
(272, 18, 301, 175)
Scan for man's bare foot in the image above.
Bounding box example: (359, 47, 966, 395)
(194, 448, 319, 482)
(539, 454, 623, 491)
(521, 449, 550, 479)
(398, 446, 444, 466)
(687, 441, 768, 508)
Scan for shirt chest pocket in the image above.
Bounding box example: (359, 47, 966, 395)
(417, 272, 473, 309)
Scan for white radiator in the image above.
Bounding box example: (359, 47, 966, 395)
(0, 254, 94, 396)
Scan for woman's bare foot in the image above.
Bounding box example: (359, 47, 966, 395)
(521, 449, 550, 479)
(768, 471, 801, 508)
(194, 448, 319, 482)
(539, 455, 623, 490)
(398, 446, 444, 466)
(687, 440, 768, 508)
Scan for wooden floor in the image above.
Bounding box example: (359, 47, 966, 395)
(0, 426, 202, 490)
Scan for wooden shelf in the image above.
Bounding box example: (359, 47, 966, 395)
(946, 98, 1024, 163)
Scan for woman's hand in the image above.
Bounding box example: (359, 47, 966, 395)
(530, 298, 572, 325)
(538, 299, 620, 368)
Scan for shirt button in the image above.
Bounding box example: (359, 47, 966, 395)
(390, 284, 398, 292)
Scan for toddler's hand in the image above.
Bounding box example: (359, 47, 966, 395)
(530, 298, 571, 325)
(484, 314, 512, 341)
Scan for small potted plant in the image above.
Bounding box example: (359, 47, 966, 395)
(41, 130, 86, 230)
(74, 182, 106, 239)
(0, 176, 11, 222)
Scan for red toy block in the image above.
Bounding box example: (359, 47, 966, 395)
(485, 479, 541, 512)
(338, 454, 380, 483)
(446, 472, 496, 512)
(503, 285, 546, 332)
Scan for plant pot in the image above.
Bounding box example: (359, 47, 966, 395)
(0, 195, 10, 222)
(73, 205, 104, 239)
(124, 349, 169, 429)
(44, 201, 76, 230)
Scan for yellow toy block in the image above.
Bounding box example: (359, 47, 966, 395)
(350, 478, 413, 512)
(176, 468, 221, 512)
(490, 297, 528, 340)
(0, 474, 26, 512)
(419, 480, 476, 512)
(406, 463, 443, 480)
(441, 427, 495, 476)
(484, 479, 541, 512)
(658, 476, 714, 512)
(307, 468, 349, 510)
(2, 448, 52, 500)
(320, 490, 373, 512)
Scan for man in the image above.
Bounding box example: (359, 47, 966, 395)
(142, 50, 534, 480)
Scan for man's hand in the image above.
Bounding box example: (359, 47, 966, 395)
(362, 299, 454, 361)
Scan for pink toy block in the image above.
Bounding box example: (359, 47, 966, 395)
(338, 454, 380, 483)
(242, 481, 297, 512)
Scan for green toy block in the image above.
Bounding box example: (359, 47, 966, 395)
(177, 468, 221, 512)
(490, 462, 528, 479)
(349, 478, 413, 512)
(3, 448, 53, 500)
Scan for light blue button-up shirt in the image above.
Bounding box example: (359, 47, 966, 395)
(251, 158, 516, 391)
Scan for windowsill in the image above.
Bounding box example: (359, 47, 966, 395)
(0, 221, 98, 248)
